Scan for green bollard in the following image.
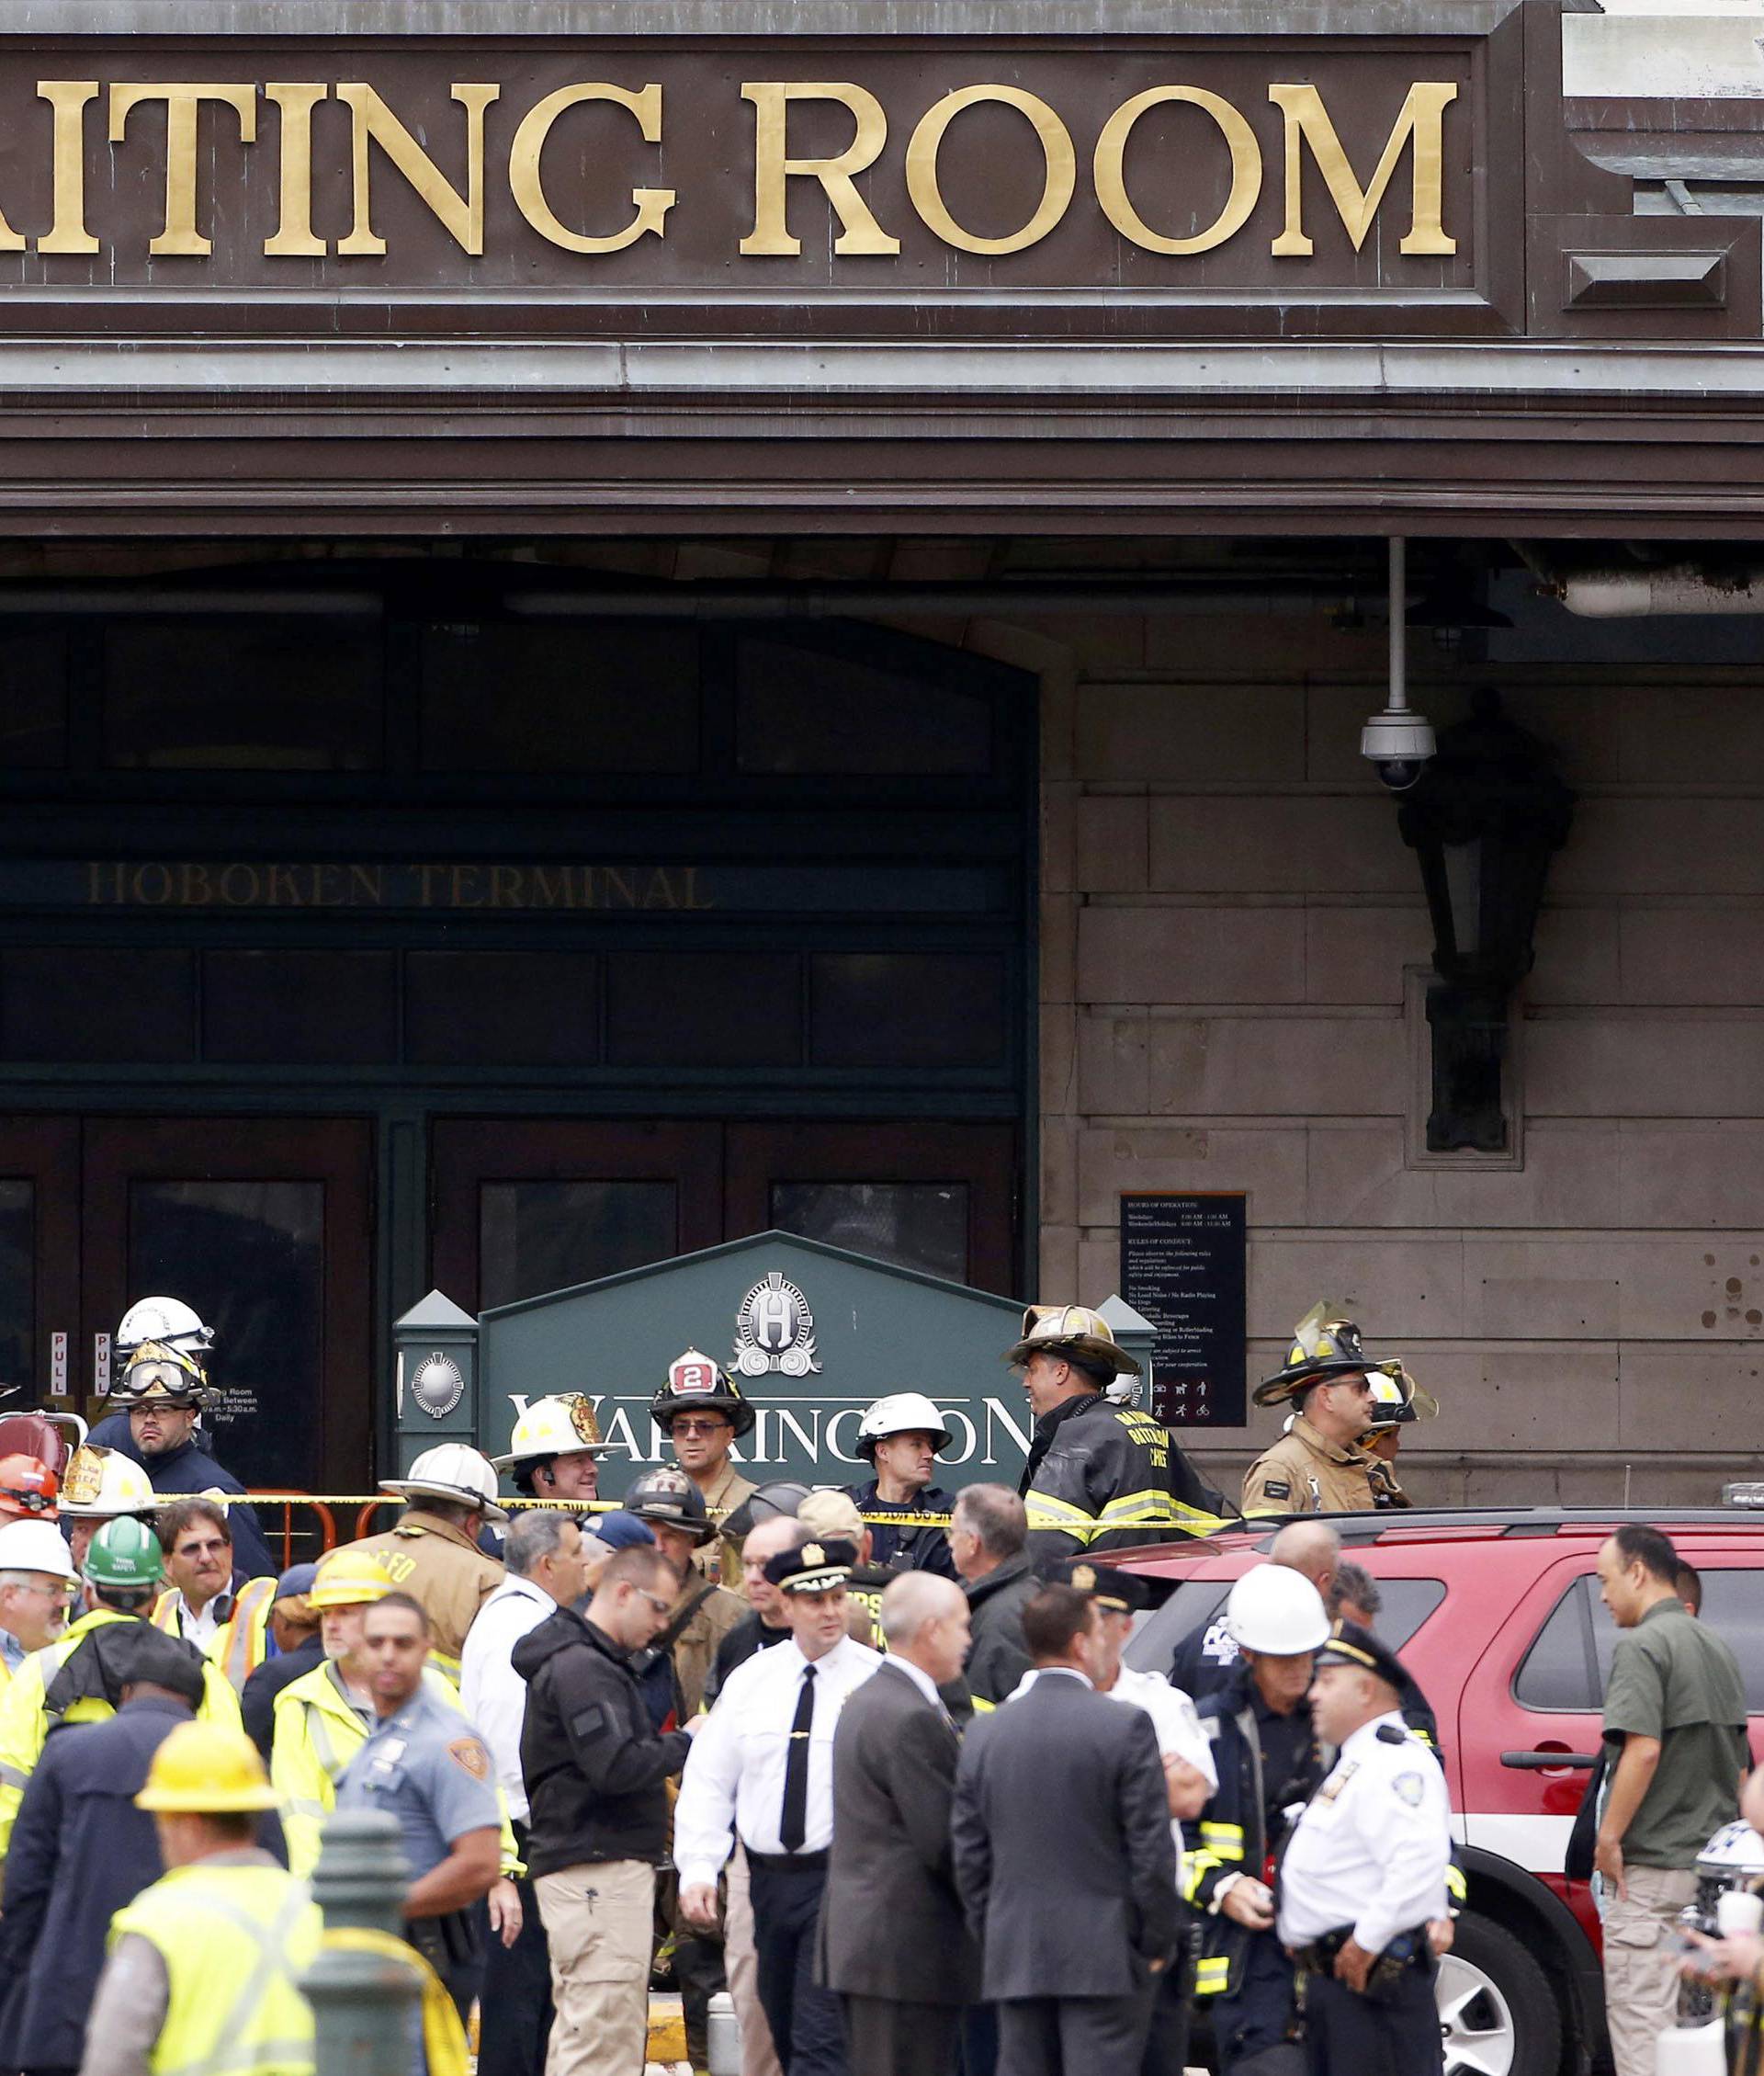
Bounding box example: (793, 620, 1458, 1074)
(299, 1809, 424, 2076)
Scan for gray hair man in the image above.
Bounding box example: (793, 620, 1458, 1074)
(947, 1486, 1036, 1707)
(460, 1509, 590, 2076)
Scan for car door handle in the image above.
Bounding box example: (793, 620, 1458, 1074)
(1500, 1751, 1599, 1770)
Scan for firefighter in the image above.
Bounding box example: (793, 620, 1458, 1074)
(842, 1393, 960, 1580)
(1010, 1305, 1228, 1562)
(649, 1350, 756, 1590)
(0, 1516, 239, 1863)
(94, 1335, 277, 1581)
(82, 1719, 322, 2076)
(1358, 1363, 1438, 1511)
(1242, 1305, 1387, 1518)
(326, 1444, 505, 1683)
(622, 1468, 745, 1720)
(1182, 1564, 1333, 2073)
(59, 1444, 159, 1569)
(492, 1394, 612, 1504)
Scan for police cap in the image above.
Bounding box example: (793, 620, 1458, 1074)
(1313, 1617, 1408, 1697)
(765, 1538, 857, 1594)
(1051, 1558, 1148, 1614)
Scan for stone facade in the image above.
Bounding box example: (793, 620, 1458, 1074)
(1035, 596, 1764, 1510)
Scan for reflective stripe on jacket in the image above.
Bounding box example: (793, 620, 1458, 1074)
(1021, 1393, 1229, 1561)
(0, 1609, 241, 1863)
(208, 1580, 280, 1693)
(110, 1859, 322, 2076)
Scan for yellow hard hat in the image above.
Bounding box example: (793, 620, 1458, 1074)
(135, 1720, 281, 1813)
(307, 1548, 395, 1611)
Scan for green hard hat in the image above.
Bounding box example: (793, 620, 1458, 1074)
(82, 1514, 164, 1590)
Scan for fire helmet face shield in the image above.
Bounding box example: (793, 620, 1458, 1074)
(108, 1340, 215, 1412)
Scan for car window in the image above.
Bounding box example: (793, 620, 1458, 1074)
(1514, 1580, 1600, 1711)
(1518, 1569, 1764, 1715)
(1122, 1573, 1446, 1674)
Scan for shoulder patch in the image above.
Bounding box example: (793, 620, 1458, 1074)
(447, 1736, 491, 1781)
(1392, 1771, 1425, 1807)
(1261, 1480, 1292, 1501)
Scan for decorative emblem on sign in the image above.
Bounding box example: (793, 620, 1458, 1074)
(733, 1271, 820, 1378)
(411, 1350, 466, 1421)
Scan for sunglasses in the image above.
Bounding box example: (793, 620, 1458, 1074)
(671, 1419, 729, 1437)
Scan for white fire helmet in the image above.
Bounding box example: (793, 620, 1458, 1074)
(115, 1296, 215, 1363)
(379, 1443, 508, 1522)
(59, 1445, 158, 1520)
(855, 1393, 953, 1461)
(490, 1395, 611, 1471)
(1222, 1564, 1331, 1656)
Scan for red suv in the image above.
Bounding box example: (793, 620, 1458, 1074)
(1122, 1507, 1764, 2076)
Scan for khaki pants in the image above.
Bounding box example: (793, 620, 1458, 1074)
(725, 1844, 785, 2076)
(1602, 1862, 1697, 2076)
(535, 1859, 656, 2076)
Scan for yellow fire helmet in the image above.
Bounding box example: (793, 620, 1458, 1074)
(136, 1720, 281, 1815)
(307, 1548, 396, 1611)
(490, 1394, 611, 1471)
(59, 1444, 157, 1519)
(108, 1339, 216, 1412)
(1254, 1301, 1385, 1408)
(1003, 1304, 1140, 1380)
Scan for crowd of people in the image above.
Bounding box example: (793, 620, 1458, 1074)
(0, 1290, 1758, 2076)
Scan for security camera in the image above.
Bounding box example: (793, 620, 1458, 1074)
(1360, 705, 1436, 792)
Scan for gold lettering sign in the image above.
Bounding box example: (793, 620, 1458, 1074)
(82, 861, 718, 913)
(0, 72, 1462, 272)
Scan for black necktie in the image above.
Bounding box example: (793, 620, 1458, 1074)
(780, 1663, 817, 1854)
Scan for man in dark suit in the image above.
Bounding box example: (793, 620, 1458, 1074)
(820, 1572, 978, 2076)
(952, 1584, 1180, 2076)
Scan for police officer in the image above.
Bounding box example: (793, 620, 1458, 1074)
(83, 1721, 322, 2076)
(1276, 1622, 1453, 2076)
(1183, 1565, 1331, 2073)
(86, 1300, 279, 1583)
(327, 1443, 505, 1682)
(842, 1394, 959, 1580)
(1241, 1306, 1385, 1519)
(492, 1393, 613, 1504)
(650, 1349, 759, 1590)
(334, 1588, 517, 2019)
(1010, 1305, 1227, 1562)
(0, 1517, 238, 1863)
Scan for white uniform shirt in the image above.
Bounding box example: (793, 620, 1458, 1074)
(459, 1572, 556, 1822)
(1009, 1663, 1217, 1886)
(674, 1633, 881, 1889)
(160, 1590, 224, 1647)
(1276, 1710, 1452, 1957)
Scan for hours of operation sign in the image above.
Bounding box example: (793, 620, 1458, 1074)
(1119, 1193, 1248, 1428)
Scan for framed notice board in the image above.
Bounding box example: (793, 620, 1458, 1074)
(1119, 1193, 1248, 1427)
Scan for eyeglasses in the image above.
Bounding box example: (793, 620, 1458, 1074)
(671, 1419, 728, 1437)
(175, 1538, 231, 1560)
(12, 1579, 74, 1602)
(633, 1587, 673, 1617)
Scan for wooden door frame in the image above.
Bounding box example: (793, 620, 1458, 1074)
(81, 1116, 374, 1490)
(0, 1117, 80, 1405)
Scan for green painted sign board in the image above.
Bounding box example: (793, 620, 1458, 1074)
(474, 1231, 1035, 1498)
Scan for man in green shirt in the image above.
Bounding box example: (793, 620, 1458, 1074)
(1594, 1523, 1748, 2076)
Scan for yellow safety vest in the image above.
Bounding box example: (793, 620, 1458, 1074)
(110, 1859, 322, 2076)
(0, 1608, 243, 1862)
(269, 1660, 520, 1880)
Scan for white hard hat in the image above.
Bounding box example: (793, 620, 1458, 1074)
(1222, 1564, 1331, 1656)
(856, 1392, 952, 1459)
(380, 1443, 508, 1522)
(116, 1296, 214, 1360)
(490, 1395, 610, 1472)
(60, 1444, 157, 1519)
(0, 1516, 79, 1582)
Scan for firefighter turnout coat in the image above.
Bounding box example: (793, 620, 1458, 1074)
(1020, 1392, 1228, 1560)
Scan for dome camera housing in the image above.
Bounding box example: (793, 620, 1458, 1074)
(1361, 706, 1436, 792)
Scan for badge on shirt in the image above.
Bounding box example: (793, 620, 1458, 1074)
(1317, 1762, 1359, 1804)
(1393, 1771, 1426, 1807)
(448, 1736, 492, 1781)
(1261, 1480, 1292, 1501)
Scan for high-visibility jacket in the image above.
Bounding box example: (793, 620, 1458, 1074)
(109, 1857, 322, 2076)
(269, 1658, 519, 1879)
(153, 1580, 280, 1693)
(0, 1608, 243, 1862)
(1020, 1392, 1230, 1561)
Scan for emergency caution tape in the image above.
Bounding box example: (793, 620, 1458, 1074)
(244, 1492, 963, 1526)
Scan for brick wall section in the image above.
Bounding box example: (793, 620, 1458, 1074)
(1040, 608, 1764, 1510)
